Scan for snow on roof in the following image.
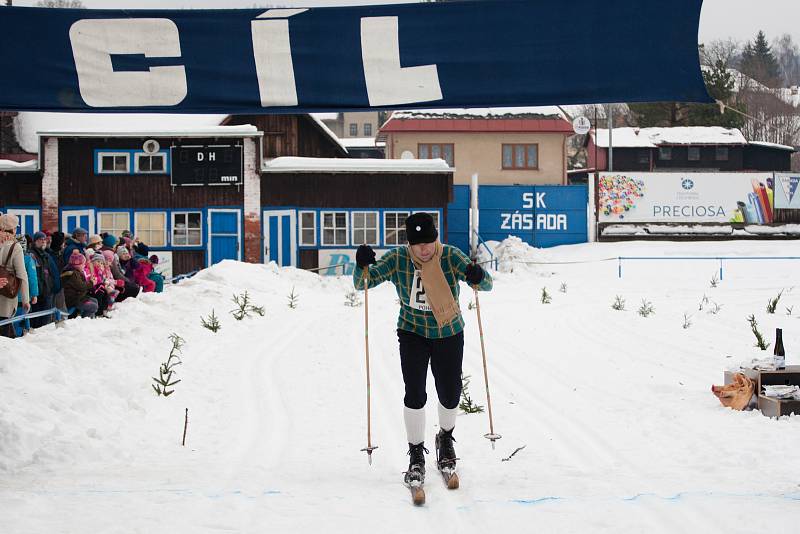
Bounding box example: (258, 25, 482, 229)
(749, 140, 795, 151)
(310, 113, 339, 121)
(13, 112, 234, 153)
(339, 137, 385, 148)
(307, 114, 348, 155)
(262, 156, 452, 173)
(592, 127, 747, 148)
(391, 106, 567, 120)
(0, 159, 38, 172)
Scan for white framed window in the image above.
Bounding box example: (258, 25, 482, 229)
(171, 211, 202, 247)
(414, 211, 440, 231)
(97, 211, 130, 237)
(363, 123, 373, 137)
(135, 152, 167, 173)
(299, 211, 316, 246)
(134, 211, 167, 247)
(349, 123, 358, 136)
(351, 211, 379, 246)
(384, 211, 409, 246)
(321, 211, 348, 246)
(97, 152, 130, 174)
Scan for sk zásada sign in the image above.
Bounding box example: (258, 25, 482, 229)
(0, 1, 711, 113)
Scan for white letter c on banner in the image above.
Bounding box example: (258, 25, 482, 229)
(70, 18, 187, 107)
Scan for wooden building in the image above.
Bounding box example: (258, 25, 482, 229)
(0, 112, 453, 276)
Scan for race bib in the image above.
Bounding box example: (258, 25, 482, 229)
(408, 270, 431, 311)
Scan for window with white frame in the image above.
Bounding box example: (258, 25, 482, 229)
(349, 123, 358, 136)
(134, 211, 167, 247)
(299, 211, 316, 246)
(351, 211, 379, 245)
(135, 152, 167, 173)
(384, 211, 409, 246)
(97, 212, 130, 237)
(98, 152, 130, 174)
(321, 211, 348, 246)
(171, 212, 202, 247)
(363, 123, 373, 137)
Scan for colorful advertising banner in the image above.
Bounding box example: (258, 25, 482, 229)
(774, 173, 800, 209)
(598, 173, 775, 224)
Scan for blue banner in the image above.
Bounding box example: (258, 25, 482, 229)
(0, 1, 711, 113)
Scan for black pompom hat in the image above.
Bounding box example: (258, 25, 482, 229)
(405, 212, 438, 245)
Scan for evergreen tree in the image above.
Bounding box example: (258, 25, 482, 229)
(687, 60, 745, 128)
(741, 31, 780, 87)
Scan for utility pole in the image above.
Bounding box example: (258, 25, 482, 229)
(607, 104, 614, 172)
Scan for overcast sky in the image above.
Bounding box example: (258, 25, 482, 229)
(8, 0, 799, 46)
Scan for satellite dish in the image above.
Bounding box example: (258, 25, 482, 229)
(143, 139, 160, 154)
(400, 150, 415, 159)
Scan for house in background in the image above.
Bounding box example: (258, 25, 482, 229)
(583, 126, 793, 176)
(379, 107, 575, 185)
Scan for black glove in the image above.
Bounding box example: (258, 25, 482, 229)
(356, 244, 376, 268)
(465, 263, 484, 285)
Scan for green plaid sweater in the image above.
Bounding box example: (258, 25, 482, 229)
(353, 244, 493, 339)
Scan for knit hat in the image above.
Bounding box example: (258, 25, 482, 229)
(72, 227, 88, 238)
(102, 250, 116, 263)
(117, 247, 131, 259)
(405, 212, 438, 245)
(149, 254, 160, 264)
(91, 253, 105, 263)
(88, 234, 102, 248)
(102, 234, 118, 248)
(68, 250, 86, 266)
(121, 230, 133, 239)
(135, 243, 150, 257)
(50, 231, 65, 251)
(33, 231, 47, 242)
(0, 213, 19, 232)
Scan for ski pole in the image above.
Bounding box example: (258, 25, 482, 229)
(472, 277, 501, 450)
(360, 269, 378, 464)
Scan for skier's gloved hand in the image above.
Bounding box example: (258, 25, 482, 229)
(356, 244, 377, 268)
(464, 263, 484, 285)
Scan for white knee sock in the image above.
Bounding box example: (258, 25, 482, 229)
(438, 402, 458, 432)
(404, 406, 426, 445)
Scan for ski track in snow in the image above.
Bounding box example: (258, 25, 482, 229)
(2, 242, 800, 533)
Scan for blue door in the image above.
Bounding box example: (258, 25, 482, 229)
(61, 210, 94, 235)
(7, 209, 40, 236)
(263, 210, 296, 267)
(208, 210, 240, 265)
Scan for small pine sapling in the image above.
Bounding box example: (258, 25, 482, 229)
(638, 299, 655, 317)
(541, 287, 552, 304)
(459, 373, 484, 414)
(559, 282, 568, 294)
(230, 291, 265, 320)
(786, 306, 794, 316)
(611, 295, 626, 311)
(153, 333, 184, 397)
(766, 290, 784, 314)
(201, 309, 221, 332)
(287, 286, 299, 309)
(708, 301, 723, 315)
(747, 314, 770, 350)
(682, 313, 692, 329)
(344, 290, 362, 307)
(710, 272, 719, 288)
(468, 299, 476, 310)
(699, 294, 709, 311)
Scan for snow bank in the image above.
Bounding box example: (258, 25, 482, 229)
(476, 236, 553, 273)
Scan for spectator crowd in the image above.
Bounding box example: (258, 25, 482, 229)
(0, 213, 165, 339)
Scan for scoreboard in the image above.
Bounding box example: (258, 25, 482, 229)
(170, 145, 243, 186)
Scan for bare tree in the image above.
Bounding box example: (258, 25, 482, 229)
(700, 38, 741, 68)
(773, 34, 800, 87)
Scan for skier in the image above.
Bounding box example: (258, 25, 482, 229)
(353, 212, 492, 493)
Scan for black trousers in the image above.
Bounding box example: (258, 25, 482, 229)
(398, 329, 464, 410)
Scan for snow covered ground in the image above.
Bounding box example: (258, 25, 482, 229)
(2, 240, 799, 533)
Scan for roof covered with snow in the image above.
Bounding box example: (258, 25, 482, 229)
(13, 113, 236, 153)
(390, 107, 567, 120)
(307, 114, 348, 155)
(592, 127, 747, 148)
(262, 156, 451, 173)
(0, 159, 38, 172)
(339, 137, 385, 148)
(749, 140, 795, 151)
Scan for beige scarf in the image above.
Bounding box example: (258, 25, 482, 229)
(408, 241, 460, 327)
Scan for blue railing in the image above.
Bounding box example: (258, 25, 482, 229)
(473, 230, 499, 270)
(617, 256, 800, 279)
